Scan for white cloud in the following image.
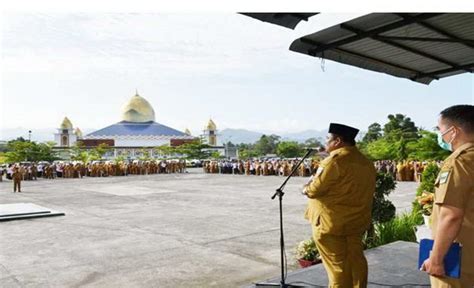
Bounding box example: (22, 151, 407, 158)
(1, 13, 472, 138)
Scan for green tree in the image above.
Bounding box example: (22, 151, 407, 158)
(210, 151, 222, 159)
(362, 123, 382, 143)
(114, 155, 126, 164)
(236, 143, 256, 159)
(254, 134, 280, 156)
(0, 153, 7, 163)
(0, 142, 8, 153)
(396, 138, 408, 161)
(4, 140, 58, 162)
(365, 138, 397, 160)
(384, 114, 418, 141)
(238, 149, 259, 159)
(70, 143, 90, 163)
(173, 140, 212, 159)
(89, 143, 111, 160)
(304, 137, 323, 148)
(276, 141, 304, 158)
(138, 148, 151, 161)
(407, 130, 450, 161)
(155, 145, 176, 158)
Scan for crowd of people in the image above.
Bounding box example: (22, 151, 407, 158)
(201, 158, 444, 183)
(374, 160, 443, 182)
(0, 158, 446, 184)
(0, 160, 187, 183)
(202, 159, 320, 177)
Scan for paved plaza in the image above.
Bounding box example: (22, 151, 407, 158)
(0, 169, 418, 288)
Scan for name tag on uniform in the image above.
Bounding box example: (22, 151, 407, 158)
(316, 167, 324, 177)
(439, 171, 450, 184)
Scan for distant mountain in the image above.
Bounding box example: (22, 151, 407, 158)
(280, 130, 326, 143)
(219, 129, 263, 144)
(219, 128, 327, 144)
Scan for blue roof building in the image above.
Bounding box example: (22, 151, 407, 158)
(84, 92, 195, 148)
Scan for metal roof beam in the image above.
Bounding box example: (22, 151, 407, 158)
(308, 13, 442, 55)
(395, 13, 474, 50)
(340, 23, 471, 73)
(376, 35, 474, 45)
(300, 37, 438, 80)
(413, 62, 474, 80)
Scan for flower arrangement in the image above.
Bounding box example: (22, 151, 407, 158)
(295, 238, 320, 267)
(416, 192, 434, 216)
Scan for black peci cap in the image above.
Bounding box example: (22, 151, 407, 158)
(328, 123, 359, 140)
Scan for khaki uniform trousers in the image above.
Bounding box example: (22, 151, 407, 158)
(430, 275, 474, 288)
(313, 229, 367, 288)
(14, 180, 21, 192)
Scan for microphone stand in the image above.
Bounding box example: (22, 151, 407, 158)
(255, 149, 314, 288)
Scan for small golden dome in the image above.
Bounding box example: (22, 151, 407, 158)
(121, 92, 156, 122)
(60, 117, 73, 130)
(206, 119, 217, 131)
(75, 128, 83, 138)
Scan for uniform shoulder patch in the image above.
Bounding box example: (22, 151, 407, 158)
(315, 166, 324, 177)
(439, 170, 450, 184)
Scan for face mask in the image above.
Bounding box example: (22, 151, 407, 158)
(437, 127, 454, 151)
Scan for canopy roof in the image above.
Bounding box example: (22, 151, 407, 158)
(289, 13, 474, 84)
(240, 13, 318, 29)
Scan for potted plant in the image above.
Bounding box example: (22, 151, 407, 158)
(295, 238, 321, 268)
(416, 191, 434, 228)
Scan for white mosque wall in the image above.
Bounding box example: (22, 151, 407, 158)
(54, 132, 77, 147)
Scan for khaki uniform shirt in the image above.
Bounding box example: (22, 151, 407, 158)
(432, 142, 474, 279)
(304, 146, 376, 236)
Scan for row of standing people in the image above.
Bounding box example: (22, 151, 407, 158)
(374, 160, 443, 182)
(0, 160, 187, 182)
(202, 159, 321, 177)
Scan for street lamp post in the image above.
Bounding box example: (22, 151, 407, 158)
(28, 130, 32, 141)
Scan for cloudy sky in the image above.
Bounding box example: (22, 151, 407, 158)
(1, 12, 473, 141)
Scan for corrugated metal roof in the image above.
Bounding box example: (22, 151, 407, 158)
(289, 13, 474, 84)
(240, 13, 318, 29)
(86, 121, 188, 137)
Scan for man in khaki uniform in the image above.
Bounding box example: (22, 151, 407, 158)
(12, 167, 22, 193)
(421, 105, 474, 287)
(303, 123, 376, 288)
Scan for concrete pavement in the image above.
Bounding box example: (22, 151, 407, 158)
(0, 169, 418, 288)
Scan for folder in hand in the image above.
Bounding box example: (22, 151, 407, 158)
(418, 238, 462, 279)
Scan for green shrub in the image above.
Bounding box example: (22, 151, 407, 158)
(366, 213, 418, 249)
(416, 163, 440, 196)
(373, 172, 397, 223)
(412, 162, 440, 224)
(365, 173, 397, 248)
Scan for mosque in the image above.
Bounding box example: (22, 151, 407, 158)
(53, 92, 225, 160)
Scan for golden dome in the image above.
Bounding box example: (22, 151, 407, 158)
(75, 128, 83, 138)
(60, 117, 73, 130)
(185, 128, 192, 135)
(121, 92, 156, 122)
(206, 119, 217, 131)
